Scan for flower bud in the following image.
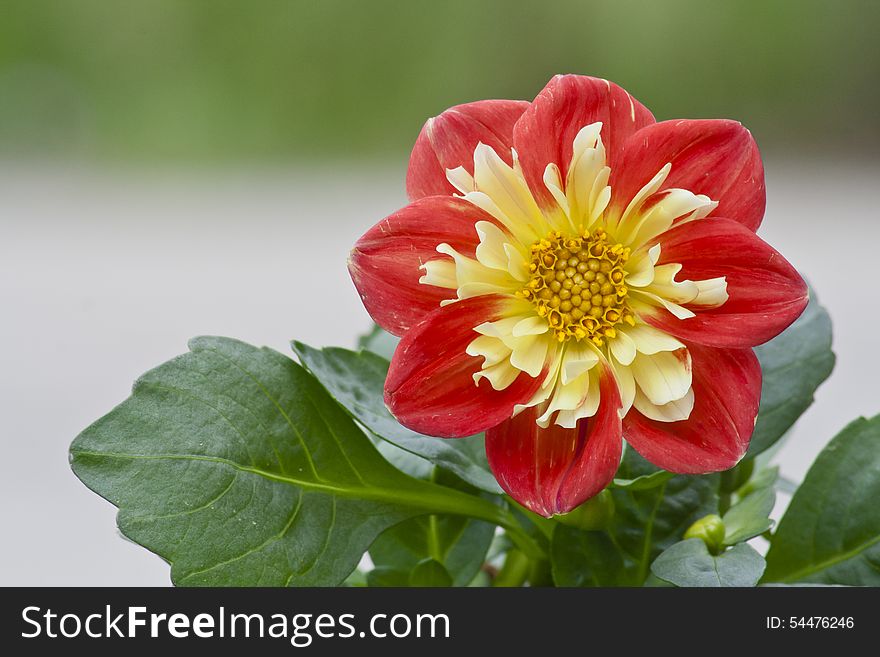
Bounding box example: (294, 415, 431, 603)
(684, 514, 726, 555)
(553, 490, 615, 530)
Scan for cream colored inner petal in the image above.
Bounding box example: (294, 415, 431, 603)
(446, 165, 475, 194)
(645, 263, 700, 304)
(513, 346, 565, 414)
(474, 361, 521, 391)
(625, 243, 661, 287)
(608, 330, 637, 366)
(629, 289, 697, 320)
(470, 143, 550, 241)
(472, 312, 556, 380)
(633, 386, 695, 422)
(537, 367, 598, 429)
(629, 349, 693, 407)
(462, 191, 538, 246)
(436, 243, 520, 300)
(608, 355, 636, 417)
(509, 333, 552, 378)
(513, 315, 550, 337)
(622, 323, 685, 355)
(564, 122, 611, 233)
(475, 315, 524, 340)
(690, 276, 729, 307)
(504, 243, 530, 281)
(588, 171, 612, 228)
(618, 188, 717, 248)
(419, 258, 458, 289)
(607, 162, 671, 234)
(542, 162, 571, 224)
(466, 334, 512, 367)
(474, 220, 516, 272)
(560, 340, 600, 385)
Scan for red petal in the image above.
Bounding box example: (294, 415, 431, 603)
(406, 99, 529, 200)
(385, 295, 544, 438)
(485, 362, 623, 517)
(512, 74, 654, 209)
(349, 196, 502, 336)
(609, 119, 765, 231)
(624, 343, 760, 473)
(641, 217, 808, 348)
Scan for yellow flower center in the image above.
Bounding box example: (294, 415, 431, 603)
(520, 229, 635, 345)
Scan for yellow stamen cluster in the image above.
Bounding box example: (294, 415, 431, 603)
(520, 229, 635, 345)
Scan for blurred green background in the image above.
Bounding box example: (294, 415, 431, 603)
(1, 0, 878, 163)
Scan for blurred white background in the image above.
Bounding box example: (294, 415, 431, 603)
(1, 158, 878, 585)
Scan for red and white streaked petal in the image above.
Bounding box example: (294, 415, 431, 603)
(608, 119, 765, 231)
(623, 342, 761, 473)
(486, 360, 623, 517)
(641, 217, 809, 348)
(513, 74, 655, 210)
(406, 99, 529, 200)
(385, 295, 546, 438)
(349, 196, 504, 336)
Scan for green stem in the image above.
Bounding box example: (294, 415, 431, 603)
(493, 548, 531, 587)
(528, 558, 553, 587)
(426, 469, 442, 561)
(415, 484, 546, 561)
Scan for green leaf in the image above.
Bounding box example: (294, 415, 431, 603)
(369, 514, 493, 586)
(369, 471, 495, 587)
(550, 530, 626, 586)
(357, 323, 400, 361)
(763, 415, 880, 585)
(292, 342, 501, 494)
(651, 539, 766, 587)
(749, 292, 834, 456)
(69, 336, 520, 586)
(409, 559, 454, 587)
(737, 465, 779, 498)
(551, 449, 718, 586)
(366, 567, 409, 587)
(723, 486, 776, 545)
(370, 439, 435, 480)
(342, 569, 368, 587)
(612, 469, 674, 491)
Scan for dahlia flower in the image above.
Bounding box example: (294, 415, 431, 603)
(349, 74, 807, 517)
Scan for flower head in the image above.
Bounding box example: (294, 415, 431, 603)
(349, 75, 807, 517)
